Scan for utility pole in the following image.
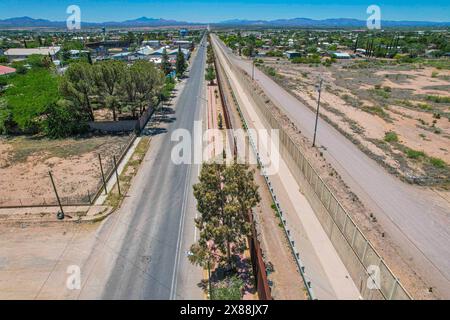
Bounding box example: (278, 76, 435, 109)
(312, 78, 323, 148)
(49, 171, 64, 218)
(252, 57, 255, 81)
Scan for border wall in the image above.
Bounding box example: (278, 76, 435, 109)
(215, 37, 411, 300)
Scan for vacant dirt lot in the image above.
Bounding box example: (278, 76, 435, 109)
(0, 221, 98, 299)
(0, 134, 132, 206)
(260, 57, 450, 188)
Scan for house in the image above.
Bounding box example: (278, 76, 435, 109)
(111, 52, 146, 62)
(136, 46, 155, 56)
(284, 51, 301, 59)
(69, 49, 90, 59)
(111, 52, 132, 61)
(168, 48, 191, 60)
(4, 46, 61, 62)
(0, 65, 16, 76)
(173, 40, 193, 50)
(141, 40, 160, 48)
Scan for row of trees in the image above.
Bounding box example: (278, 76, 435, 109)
(205, 39, 216, 85)
(1, 55, 167, 137)
(189, 163, 261, 298)
(60, 60, 164, 122)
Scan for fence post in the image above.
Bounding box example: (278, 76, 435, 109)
(113, 155, 121, 196)
(49, 171, 64, 216)
(98, 153, 107, 195)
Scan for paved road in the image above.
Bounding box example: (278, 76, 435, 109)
(213, 35, 450, 298)
(78, 36, 207, 300)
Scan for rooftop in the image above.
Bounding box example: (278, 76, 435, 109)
(5, 47, 61, 56)
(0, 65, 16, 75)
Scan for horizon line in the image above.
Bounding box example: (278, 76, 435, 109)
(1, 15, 450, 24)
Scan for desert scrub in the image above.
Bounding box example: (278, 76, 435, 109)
(426, 95, 450, 103)
(405, 148, 425, 159)
(362, 105, 390, 119)
(429, 157, 446, 168)
(384, 131, 399, 143)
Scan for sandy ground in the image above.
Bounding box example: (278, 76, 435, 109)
(0, 222, 99, 299)
(261, 58, 450, 186)
(0, 135, 132, 206)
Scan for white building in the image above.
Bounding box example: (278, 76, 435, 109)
(4, 46, 61, 62)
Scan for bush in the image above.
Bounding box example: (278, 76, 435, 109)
(405, 148, 425, 159)
(430, 157, 446, 168)
(41, 101, 88, 138)
(426, 95, 450, 103)
(266, 67, 277, 77)
(266, 50, 284, 57)
(211, 275, 244, 300)
(384, 131, 398, 143)
(291, 54, 321, 64)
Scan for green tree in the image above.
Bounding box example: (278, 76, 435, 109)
(94, 60, 126, 121)
(193, 163, 260, 268)
(59, 62, 96, 121)
(188, 242, 216, 298)
(205, 65, 216, 85)
(130, 60, 164, 115)
(41, 100, 88, 138)
(175, 46, 187, 78)
(161, 48, 172, 76)
(3, 68, 60, 132)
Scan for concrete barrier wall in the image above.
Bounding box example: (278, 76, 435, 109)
(224, 54, 411, 300)
(88, 120, 137, 132)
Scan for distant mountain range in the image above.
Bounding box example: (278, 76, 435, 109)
(0, 16, 449, 29)
(219, 18, 450, 27)
(0, 16, 196, 29)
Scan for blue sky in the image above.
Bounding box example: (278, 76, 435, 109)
(0, 0, 449, 22)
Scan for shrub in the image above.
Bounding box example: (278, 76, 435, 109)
(417, 103, 432, 111)
(266, 50, 284, 57)
(41, 101, 88, 138)
(405, 148, 425, 159)
(429, 157, 446, 168)
(291, 54, 321, 64)
(384, 131, 399, 143)
(266, 67, 277, 77)
(426, 95, 450, 103)
(211, 275, 244, 300)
